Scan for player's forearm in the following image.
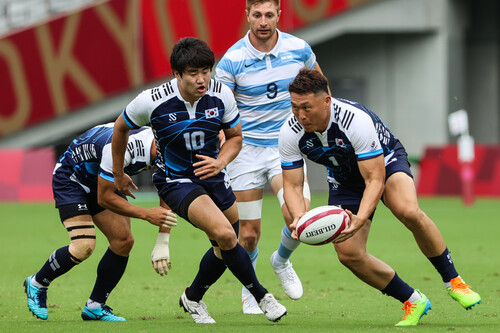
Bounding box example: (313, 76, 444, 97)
(283, 184, 307, 220)
(99, 190, 148, 220)
(216, 135, 242, 168)
(358, 179, 384, 222)
(112, 122, 130, 176)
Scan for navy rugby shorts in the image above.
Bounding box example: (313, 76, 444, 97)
(328, 141, 412, 209)
(52, 169, 124, 221)
(154, 170, 236, 224)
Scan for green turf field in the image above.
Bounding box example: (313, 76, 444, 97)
(1, 194, 499, 332)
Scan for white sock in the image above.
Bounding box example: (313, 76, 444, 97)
(407, 290, 422, 303)
(86, 299, 103, 309)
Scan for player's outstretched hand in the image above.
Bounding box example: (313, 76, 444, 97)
(146, 207, 178, 228)
(193, 154, 224, 180)
(289, 213, 305, 240)
(334, 209, 363, 243)
(152, 232, 171, 276)
(114, 173, 138, 199)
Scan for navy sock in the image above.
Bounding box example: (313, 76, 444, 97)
(186, 248, 227, 302)
(428, 247, 459, 282)
(89, 248, 128, 304)
(221, 243, 267, 302)
(381, 272, 414, 303)
(35, 246, 77, 287)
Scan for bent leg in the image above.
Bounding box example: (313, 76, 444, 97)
(86, 210, 132, 305)
(384, 172, 459, 282)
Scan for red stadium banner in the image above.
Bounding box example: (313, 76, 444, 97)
(0, 0, 375, 138)
(0, 148, 54, 201)
(417, 145, 500, 197)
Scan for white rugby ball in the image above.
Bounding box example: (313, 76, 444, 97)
(296, 205, 350, 245)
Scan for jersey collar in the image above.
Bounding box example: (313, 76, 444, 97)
(244, 29, 283, 60)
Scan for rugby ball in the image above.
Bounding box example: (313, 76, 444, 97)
(296, 205, 350, 245)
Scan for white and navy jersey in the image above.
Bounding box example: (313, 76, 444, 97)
(280, 98, 399, 187)
(54, 123, 154, 192)
(215, 29, 316, 147)
(122, 78, 240, 179)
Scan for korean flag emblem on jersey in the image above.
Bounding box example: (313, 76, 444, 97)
(205, 107, 219, 119)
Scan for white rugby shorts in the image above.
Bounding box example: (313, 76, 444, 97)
(227, 143, 281, 191)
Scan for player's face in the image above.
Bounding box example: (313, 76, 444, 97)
(175, 66, 211, 104)
(247, 1, 280, 42)
(291, 92, 331, 133)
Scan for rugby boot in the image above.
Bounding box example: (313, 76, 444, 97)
(447, 277, 481, 310)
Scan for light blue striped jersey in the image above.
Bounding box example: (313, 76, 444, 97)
(215, 29, 316, 147)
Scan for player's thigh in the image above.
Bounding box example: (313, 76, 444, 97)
(334, 218, 371, 260)
(93, 209, 132, 243)
(383, 172, 420, 219)
(188, 195, 235, 244)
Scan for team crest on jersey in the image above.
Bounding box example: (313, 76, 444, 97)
(335, 138, 346, 148)
(205, 107, 219, 119)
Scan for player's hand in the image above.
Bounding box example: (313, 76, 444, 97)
(193, 154, 224, 180)
(114, 173, 138, 199)
(289, 213, 305, 240)
(145, 207, 178, 228)
(151, 233, 171, 276)
(334, 209, 363, 243)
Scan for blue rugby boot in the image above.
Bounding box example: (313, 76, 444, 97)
(81, 304, 126, 321)
(23, 275, 48, 320)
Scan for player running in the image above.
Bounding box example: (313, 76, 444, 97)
(215, 0, 327, 313)
(280, 68, 481, 326)
(112, 37, 287, 324)
(24, 123, 177, 321)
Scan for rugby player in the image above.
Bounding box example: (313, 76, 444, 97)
(24, 124, 177, 321)
(280, 68, 481, 326)
(215, 0, 327, 312)
(112, 37, 287, 324)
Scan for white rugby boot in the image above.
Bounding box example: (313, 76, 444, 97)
(179, 289, 215, 324)
(242, 287, 264, 314)
(258, 293, 287, 322)
(270, 251, 303, 300)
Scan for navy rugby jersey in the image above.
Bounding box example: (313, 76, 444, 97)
(279, 98, 399, 187)
(122, 78, 240, 180)
(54, 123, 154, 192)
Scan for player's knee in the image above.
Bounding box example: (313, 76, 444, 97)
(396, 206, 428, 231)
(109, 233, 135, 256)
(336, 249, 364, 269)
(69, 238, 96, 262)
(214, 227, 238, 250)
(239, 229, 259, 249)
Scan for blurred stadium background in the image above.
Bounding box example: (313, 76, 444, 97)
(0, 0, 499, 201)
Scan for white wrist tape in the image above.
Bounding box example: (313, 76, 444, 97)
(156, 232, 170, 245)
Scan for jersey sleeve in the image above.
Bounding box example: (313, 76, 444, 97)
(215, 56, 236, 90)
(98, 143, 133, 182)
(302, 42, 317, 69)
(220, 83, 241, 129)
(344, 111, 383, 161)
(122, 90, 154, 129)
(279, 118, 304, 170)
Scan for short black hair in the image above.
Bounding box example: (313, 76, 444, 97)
(170, 37, 215, 76)
(288, 68, 329, 95)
